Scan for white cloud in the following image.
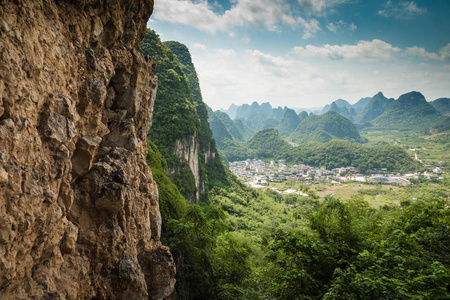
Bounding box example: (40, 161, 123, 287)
(404, 46, 439, 60)
(326, 20, 357, 33)
(249, 50, 294, 77)
(405, 43, 450, 61)
(153, 0, 221, 33)
(154, 0, 334, 38)
(154, 0, 295, 33)
(215, 49, 236, 57)
(293, 39, 402, 61)
(297, 17, 321, 39)
(439, 43, 450, 60)
(192, 43, 207, 50)
(297, 0, 350, 15)
(298, 0, 326, 14)
(378, 1, 427, 19)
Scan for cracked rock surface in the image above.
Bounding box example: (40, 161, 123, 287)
(0, 0, 176, 298)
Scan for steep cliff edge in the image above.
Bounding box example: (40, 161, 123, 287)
(0, 1, 175, 299)
(140, 30, 201, 203)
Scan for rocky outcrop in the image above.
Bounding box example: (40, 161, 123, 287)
(203, 144, 216, 165)
(0, 0, 175, 299)
(172, 132, 200, 202)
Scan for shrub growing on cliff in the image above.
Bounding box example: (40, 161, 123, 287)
(146, 140, 187, 237)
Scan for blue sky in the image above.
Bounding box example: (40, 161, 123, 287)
(148, 0, 450, 110)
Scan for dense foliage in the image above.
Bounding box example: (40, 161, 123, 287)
(164, 41, 214, 151)
(146, 140, 187, 235)
(258, 197, 450, 299)
(140, 29, 200, 163)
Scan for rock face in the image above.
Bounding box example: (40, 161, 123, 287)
(0, 0, 175, 299)
(172, 133, 200, 202)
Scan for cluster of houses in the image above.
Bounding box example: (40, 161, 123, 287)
(228, 159, 444, 188)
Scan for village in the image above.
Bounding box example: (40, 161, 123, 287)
(228, 159, 444, 194)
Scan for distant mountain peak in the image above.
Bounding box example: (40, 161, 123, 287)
(372, 91, 442, 131)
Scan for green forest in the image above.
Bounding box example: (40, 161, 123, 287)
(142, 29, 450, 299)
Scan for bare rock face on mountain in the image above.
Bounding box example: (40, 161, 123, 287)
(0, 0, 176, 299)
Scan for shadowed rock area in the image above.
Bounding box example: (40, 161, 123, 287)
(0, 0, 176, 298)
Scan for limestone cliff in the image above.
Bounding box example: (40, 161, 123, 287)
(140, 30, 201, 203)
(0, 1, 175, 299)
(171, 132, 201, 202)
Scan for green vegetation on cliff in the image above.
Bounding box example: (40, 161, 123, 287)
(140, 29, 200, 162)
(146, 140, 187, 234)
(143, 30, 264, 298)
(164, 41, 214, 151)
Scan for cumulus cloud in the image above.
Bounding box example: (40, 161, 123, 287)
(326, 20, 357, 33)
(405, 43, 450, 61)
(293, 39, 402, 61)
(404, 46, 439, 60)
(439, 43, 450, 60)
(378, 1, 427, 19)
(154, 0, 295, 33)
(215, 48, 237, 57)
(153, 0, 221, 33)
(192, 43, 207, 50)
(297, 0, 350, 14)
(297, 17, 321, 39)
(249, 50, 294, 76)
(153, 0, 354, 38)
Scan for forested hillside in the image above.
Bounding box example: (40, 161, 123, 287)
(320, 100, 356, 120)
(276, 108, 302, 137)
(356, 92, 394, 124)
(431, 98, 450, 116)
(352, 96, 372, 112)
(372, 91, 445, 131)
(289, 111, 364, 144)
(293, 140, 422, 173)
(214, 110, 245, 141)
